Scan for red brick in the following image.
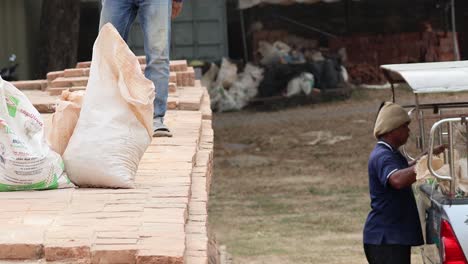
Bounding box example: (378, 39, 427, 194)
(47, 71, 64, 83)
(0, 226, 45, 259)
(169, 82, 177, 93)
(50, 76, 88, 88)
(64, 68, 88, 78)
(169, 72, 177, 83)
(91, 245, 137, 264)
(44, 243, 91, 261)
(0, 244, 43, 260)
(76, 61, 91, 68)
(170, 60, 188, 72)
(11, 80, 47, 91)
(47, 86, 86, 96)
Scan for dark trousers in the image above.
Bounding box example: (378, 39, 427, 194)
(364, 244, 411, 264)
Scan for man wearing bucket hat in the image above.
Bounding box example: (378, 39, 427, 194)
(363, 102, 445, 264)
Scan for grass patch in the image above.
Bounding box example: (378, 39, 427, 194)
(210, 88, 424, 264)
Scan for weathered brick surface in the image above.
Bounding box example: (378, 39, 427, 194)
(0, 60, 215, 264)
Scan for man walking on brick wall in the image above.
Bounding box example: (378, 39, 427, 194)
(99, 0, 184, 137)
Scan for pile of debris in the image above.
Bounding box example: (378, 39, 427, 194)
(202, 59, 264, 112)
(347, 63, 387, 85)
(329, 31, 457, 85)
(203, 36, 348, 112)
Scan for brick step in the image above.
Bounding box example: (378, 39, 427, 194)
(10, 80, 47, 91)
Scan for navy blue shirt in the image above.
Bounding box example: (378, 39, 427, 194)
(363, 141, 424, 246)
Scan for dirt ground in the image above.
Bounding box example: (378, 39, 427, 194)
(208, 86, 468, 264)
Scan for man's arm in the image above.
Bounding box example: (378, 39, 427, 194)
(390, 144, 446, 189)
(388, 166, 417, 190)
(408, 144, 446, 166)
(172, 0, 183, 19)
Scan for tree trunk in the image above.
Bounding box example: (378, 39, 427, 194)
(37, 0, 81, 79)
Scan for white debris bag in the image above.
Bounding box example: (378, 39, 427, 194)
(215, 58, 238, 89)
(0, 76, 74, 191)
(286, 72, 315, 97)
(217, 63, 264, 112)
(63, 23, 155, 188)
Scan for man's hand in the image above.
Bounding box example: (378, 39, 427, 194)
(408, 144, 447, 166)
(172, 1, 183, 19)
(432, 144, 447, 156)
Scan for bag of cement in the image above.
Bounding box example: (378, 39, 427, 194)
(286, 72, 315, 97)
(63, 23, 155, 188)
(215, 58, 238, 89)
(0, 76, 74, 191)
(415, 154, 444, 181)
(47, 90, 85, 155)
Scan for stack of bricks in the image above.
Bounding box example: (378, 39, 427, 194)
(329, 31, 457, 66)
(11, 57, 200, 112)
(1, 59, 216, 263)
(327, 31, 459, 84)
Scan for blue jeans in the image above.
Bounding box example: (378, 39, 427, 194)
(99, 0, 171, 120)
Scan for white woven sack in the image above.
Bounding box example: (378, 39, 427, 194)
(63, 23, 155, 188)
(0, 76, 74, 191)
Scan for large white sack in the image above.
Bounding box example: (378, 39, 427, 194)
(63, 23, 155, 188)
(0, 76, 74, 191)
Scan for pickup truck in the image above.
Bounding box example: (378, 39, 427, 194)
(381, 61, 468, 264)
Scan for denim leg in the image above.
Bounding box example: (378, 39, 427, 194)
(138, 0, 171, 120)
(99, 0, 138, 41)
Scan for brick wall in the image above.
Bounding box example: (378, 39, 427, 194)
(329, 31, 457, 66)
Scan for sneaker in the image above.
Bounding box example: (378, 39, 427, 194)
(153, 117, 172, 137)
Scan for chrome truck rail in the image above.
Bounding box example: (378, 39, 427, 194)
(428, 118, 460, 197)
